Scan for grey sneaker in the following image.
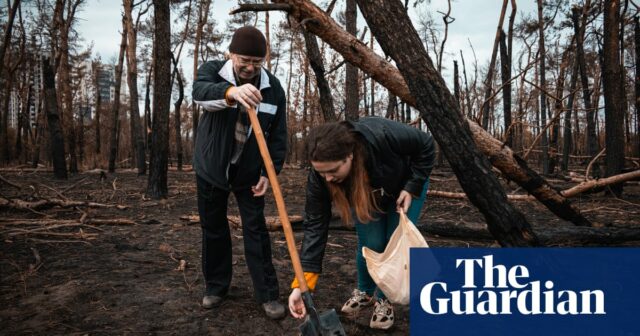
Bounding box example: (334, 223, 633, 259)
(202, 295, 224, 309)
(262, 300, 286, 319)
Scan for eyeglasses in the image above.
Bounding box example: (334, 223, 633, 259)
(236, 56, 264, 67)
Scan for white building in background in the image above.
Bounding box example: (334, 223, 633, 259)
(7, 53, 43, 130)
(7, 56, 126, 130)
(77, 60, 127, 124)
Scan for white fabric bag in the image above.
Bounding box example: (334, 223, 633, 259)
(362, 210, 428, 305)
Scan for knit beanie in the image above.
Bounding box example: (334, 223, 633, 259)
(228, 26, 267, 58)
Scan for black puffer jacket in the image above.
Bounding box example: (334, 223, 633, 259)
(299, 117, 435, 273)
(192, 59, 287, 190)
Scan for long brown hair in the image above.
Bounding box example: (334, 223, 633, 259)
(306, 122, 379, 225)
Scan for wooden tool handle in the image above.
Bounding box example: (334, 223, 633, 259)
(246, 107, 309, 293)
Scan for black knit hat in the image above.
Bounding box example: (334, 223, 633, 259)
(229, 26, 267, 58)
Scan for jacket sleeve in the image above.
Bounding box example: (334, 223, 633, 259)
(264, 87, 287, 176)
(299, 170, 332, 274)
(384, 121, 435, 196)
(192, 61, 234, 112)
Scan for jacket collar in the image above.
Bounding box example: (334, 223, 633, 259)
(218, 59, 271, 90)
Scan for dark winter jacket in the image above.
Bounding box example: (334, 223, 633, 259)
(300, 117, 435, 273)
(192, 60, 287, 190)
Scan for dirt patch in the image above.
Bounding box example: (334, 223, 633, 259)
(1, 168, 638, 335)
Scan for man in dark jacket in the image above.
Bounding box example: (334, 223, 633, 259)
(192, 26, 287, 319)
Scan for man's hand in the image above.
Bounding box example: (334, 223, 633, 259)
(227, 84, 262, 110)
(396, 190, 413, 213)
(252, 176, 269, 197)
(288, 288, 306, 319)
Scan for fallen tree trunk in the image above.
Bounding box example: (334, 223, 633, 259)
(271, 0, 590, 228)
(0, 197, 128, 211)
(428, 169, 640, 200)
(420, 220, 640, 246)
(562, 169, 640, 197)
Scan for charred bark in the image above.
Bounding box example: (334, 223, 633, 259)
(108, 20, 128, 173)
(146, 0, 171, 199)
(602, 0, 625, 195)
(42, 57, 67, 179)
(302, 28, 336, 122)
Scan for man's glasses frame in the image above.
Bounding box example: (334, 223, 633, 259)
(235, 56, 264, 67)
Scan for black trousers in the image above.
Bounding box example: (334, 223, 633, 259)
(196, 174, 279, 303)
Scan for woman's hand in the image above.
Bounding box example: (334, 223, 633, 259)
(288, 288, 307, 319)
(396, 190, 413, 213)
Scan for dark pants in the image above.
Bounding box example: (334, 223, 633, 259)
(196, 174, 279, 303)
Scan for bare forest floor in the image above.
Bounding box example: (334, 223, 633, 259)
(1, 167, 639, 335)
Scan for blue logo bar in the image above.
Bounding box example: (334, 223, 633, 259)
(410, 248, 640, 336)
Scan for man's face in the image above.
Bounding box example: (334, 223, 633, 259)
(231, 53, 264, 81)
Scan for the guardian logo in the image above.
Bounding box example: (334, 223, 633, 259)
(420, 255, 606, 315)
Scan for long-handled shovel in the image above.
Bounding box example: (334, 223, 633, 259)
(247, 107, 346, 336)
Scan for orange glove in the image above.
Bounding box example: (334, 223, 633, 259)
(291, 272, 319, 291)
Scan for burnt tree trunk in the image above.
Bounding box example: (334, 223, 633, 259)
(172, 55, 184, 171)
(191, 0, 211, 144)
(572, 6, 600, 177)
(344, 0, 359, 121)
(108, 20, 127, 173)
(94, 64, 102, 158)
(42, 57, 67, 179)
(355, 0, 538, 246)
(550, 49, 570, 175)
(124, 0, 147, 175)
(302, 28, 336, 122)
(602, 0, 625, 195)
(386, 93, 396, 120)
(144, 60, 152, 150)
(271, 0, 591, 229)
(635, 16, 640, 158)
(453, 60, 460, 107)
(562, 61, 579, 172)
(147, 0, 171, 199)
(499, 29, 513, 148)
(481, 0, 509, 130)
(537, 0, 549, 174)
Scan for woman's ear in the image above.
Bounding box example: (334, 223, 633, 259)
(348, 153, 354, 160)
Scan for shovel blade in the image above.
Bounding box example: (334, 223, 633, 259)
(299, 309, 346, 336)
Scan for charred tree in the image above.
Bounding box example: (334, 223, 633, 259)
(602, 0, 625, 195)
(147, 0, 171, 199)
(124, 0, 148, 175)
(42, 57, 67, 179)
(499, 29, 513, 148)
(635, 16, 640, 158)
(191, 0, 211, 143)
(480, 0, 509, 130)
(344, 0, 359, 121)
(302, 28, 336, 122)
(562, 61, 579, 172)
(108, 19, 128, 173)
(171, 55, 184, 171)
(572, 5, 600, 177)
(537, 0, 549, 175)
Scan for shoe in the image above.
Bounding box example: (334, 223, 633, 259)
(262, 300, 286, 319)
(370, 298, 394, 330)
(202, 295, 224, 309)
(340, 289, 373, 314)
